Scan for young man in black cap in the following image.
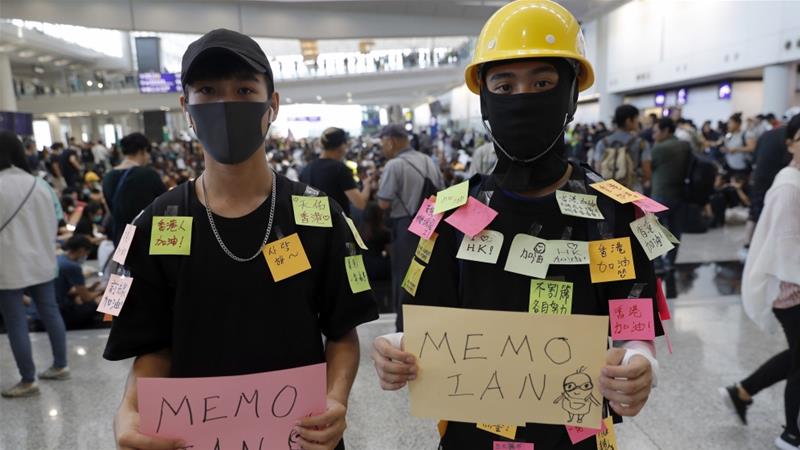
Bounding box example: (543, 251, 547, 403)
(105, 29, 377, 450)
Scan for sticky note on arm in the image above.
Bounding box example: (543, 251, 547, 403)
(433, 180, 469, 214)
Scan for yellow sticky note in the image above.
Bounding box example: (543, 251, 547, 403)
(149, 216, 192, 255)
(630, 215, 674, 261)
(437, 420, 448, 438)
(343, 214, 368, 250)
(415, 233, 438, 264)
(529, 279, 573, 315)
(555, 190, 604, 220)
(590, 179, 643, 204)
(292, 195, 333, 227)
(588, 237, 636, 283)
(263, 233, 312, 282)
(476, 423, 517, 440)
(401, 259, 426, 296)
(344, 254, 371, 294)
(433, 180, 469, 214)
(595, 417, 617, 450)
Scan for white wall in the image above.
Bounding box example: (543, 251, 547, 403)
(573, 101, 599, 126)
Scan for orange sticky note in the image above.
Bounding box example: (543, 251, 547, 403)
(477, 423, 517, 440)
(590, 179, 643, 204)
(263, 233, 312, 282)
(588, 237, 636, 283)
(595, 416, 617, 450)
(102, 314, 113, 322)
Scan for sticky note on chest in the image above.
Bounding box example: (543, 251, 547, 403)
(444, 197, 498, 237)
(408, 197, 443, 240)
(343, 214, 368, 250)
(96, 274, 133, 317)
(456, 229, 504, 264)
(493, 442, 533, 450)
(633, 195, 668, 213)
(609, 298, 656, 340)
(150, 216, 192, 255)
(401, 259, 426, 296)
(595, 417, 617, 450)
(504, 234, 551, 279)
(590, 179, 643, 204)
(630, 215, 674, 260)
(112, 224, 136, 265)
(477, 423, 517, 440)
(529, 279, 573, 315)
(566, 420, 605, 445)
(588, 237, 636, 283)
(549, 240, 589, 265)
(263, 233, 312, 282)
(433, 180, 469, 214)
(292, 195, 332, 227)
(344, 254, 371, 294)
(555, 191, 604, 220)
(415, 233, 438, 264)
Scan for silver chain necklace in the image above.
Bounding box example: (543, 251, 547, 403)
(200, 170, 277, 263)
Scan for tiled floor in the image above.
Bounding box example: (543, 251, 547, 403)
(0, 225, 790, 450)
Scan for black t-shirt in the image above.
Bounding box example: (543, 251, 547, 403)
(103, 174, 378, 379)
(405, 164, 663, 450)
(58, 148, 80, 186)
(752, 127, 790, 193)
(102, 166, 167, 246)
(299, 159, 358, 215)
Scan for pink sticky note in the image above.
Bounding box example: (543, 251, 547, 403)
(493, 442, 533, 450)
(444, 197, 499, 238)
(96, 274, 133, 317)
(609, 298, 656, 341)
(408, 197, 444, 240)
(565, 420, 606, 444)
(655, 277, 671, 321)
(112, 224, 137, 265)
(633, 196, 669, 214)
(660, 315, 673, 354)
(138, 363, 326, 450)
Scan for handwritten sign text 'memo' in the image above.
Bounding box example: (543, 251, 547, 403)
(404, 305, 607, 428)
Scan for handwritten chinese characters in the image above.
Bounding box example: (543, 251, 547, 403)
(505, 234, 551, 279)
(344, 254, 371, 294)
(96, 274, 133, 317)
(529, 280, 573, 316)
(433, 180, 469, 214)
(588, 237, 636, 283)
(609, 298, 655, 341)
(477, 423, 517, 439)
(149, 216, 192, 255)
(263, 233, 311, 282)
(408, 197, 444, 240)
(555, 191, 604, 220)
(629, 215, 674, 261)
(112, 224, 137, 264)
(415, 233, 438, 264)
(292, 195, 333, 228)
(402, 259, 426, 296)
(493, 442, 533, 450)
(595, 417, 618, 450)
(590, 179, 643, 204)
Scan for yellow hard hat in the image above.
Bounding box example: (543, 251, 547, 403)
(465, 0, 595, 94)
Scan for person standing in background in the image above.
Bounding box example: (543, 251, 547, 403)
(593, 104, 652, 192)
(721, 113, 756, 179)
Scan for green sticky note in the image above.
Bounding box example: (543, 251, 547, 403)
(344, 254, 371, 294)
(529, 279, 573, 315)
(149, 216, 192, 255)
(401, 259, 426, 296)
(292, 195, 333, 227)
(433, 180, 469, 214)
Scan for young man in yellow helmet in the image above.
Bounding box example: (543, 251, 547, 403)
(371, 1, 663, 448)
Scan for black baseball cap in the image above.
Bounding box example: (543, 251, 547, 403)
(181, 29, 273, 90)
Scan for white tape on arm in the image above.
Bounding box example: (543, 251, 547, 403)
(379, 332, 404, 350)
(621, 340, 659, 387)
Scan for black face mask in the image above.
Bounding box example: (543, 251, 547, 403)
(480, 59, 577, 191)
(188, 101, 271, 165)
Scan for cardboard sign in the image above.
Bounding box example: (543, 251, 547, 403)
(630, 215, 674, 261)
(590, 180, 643, 204)
(138, 363, 326, 450)
(263, 233, 312, 282)
(529, 280, 573, 316)
(433, 180, 469, 214)
(343, 215, 368, 250)
(292, 195, 333, 228)
(609, 298, 656, 341)
(566, 420, 605, 445)
(456, 229, 504, 264)
(409, 197, 444, 240)
(477, 423, 517, 440)
(595, 417, 618, 450)
(505, 234, 551, 279)
(588, 238, 636, 284)
(655, 277, 671, 321)
(404, 305, 607, 428)
(555, 191, 604, 220)
(112, 224, 137, 265)
(344, 254, 371, 294)
(549, 240, 590, 265)
(150, 217, 192, 255)
(415, 233, 438, 264)
(96, 274, 133, 317)
(402, 259, 426, 296)
(633, 196, 669, 213)
(445, 197, 499, 238)
(493, 442, 533, 450)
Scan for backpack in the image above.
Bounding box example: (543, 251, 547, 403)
(682, 148, 717, 205)
(599, 138, 641, 189)
(396, 154, 440, 217)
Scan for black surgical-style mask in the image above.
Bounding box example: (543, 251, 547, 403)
(480, 58, 578, 191)
(188, 101, 271, 165)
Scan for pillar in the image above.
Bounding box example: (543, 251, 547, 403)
(762, 63, 796, 116)
(46, 114, 62, 143)
(0, 54, 17, 112)
(594, 14, 622, 125)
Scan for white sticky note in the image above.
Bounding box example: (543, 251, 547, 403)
(555, 191, 604, 220)
(630, 215, 675, 260)
(548, 240, 590, 265)
(504, 234, 551, 279)
(112, 224, 137, 265)
(96, 274, 133, 317)
(456, 229, 504, 264)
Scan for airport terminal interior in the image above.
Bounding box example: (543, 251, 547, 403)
(2, 1, 800, 449)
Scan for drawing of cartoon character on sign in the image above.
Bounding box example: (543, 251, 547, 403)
(553, 367, 600, 423)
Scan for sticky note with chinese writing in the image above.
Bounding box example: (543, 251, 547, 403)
(590, 179, 643, 204)
(595, 417, 617, 450)
(292, 195, 333, 228)
(555, 191, 604, 220)
(493, 442, 533, 450)
(609, 298, 656, 341)
(588, 237, 636, 283)
(456, 229, 504, 264)
(415, 233, 438, 264)
(343, 214, 368, 250)
(630, 215, 674, 261)
(344, 254, 371, 294)
(505, 234, 551, 279)
(112, 224, 136, 265)
(433, 180, 469, 214)
(655, 277, 671, 321)
(529, 280, 573, 315)
(444, 197, 498, 237)
(96, 274, 133, 317)
(566, 421, 605, 445)
(477, 423, 517, 440)
(149, 217, 192, 255)
(408, 197, 444, 240)
(633, 195, 669, 213)
(654, 218, 680, 244)
(402, 259, 426, 296)
(263, 233, 312, 282)
(549, 240, 590, 265)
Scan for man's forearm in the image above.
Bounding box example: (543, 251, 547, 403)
(120, 349, 172, 410)
(325, 329, 360, 406)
